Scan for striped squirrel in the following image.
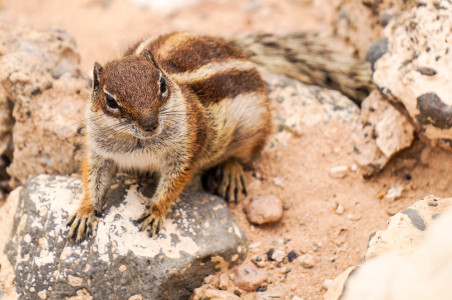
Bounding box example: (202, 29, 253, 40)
(67, 32, 372, 243)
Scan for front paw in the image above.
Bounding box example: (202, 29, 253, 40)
(67, 207, 95, 243)
(136, 206, 165, 237)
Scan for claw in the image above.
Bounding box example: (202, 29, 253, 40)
(216, 159, 247, 204)
(136, 208, 165, 238)
(67, 209, 95, 243)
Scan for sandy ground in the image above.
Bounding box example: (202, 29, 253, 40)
(2, 0, 452, 299)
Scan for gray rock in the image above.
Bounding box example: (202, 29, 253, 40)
(5, 175, 248, 299)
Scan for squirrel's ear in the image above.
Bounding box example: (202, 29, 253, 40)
(93, 62, 103, 89)
(142, 50, 161, 70)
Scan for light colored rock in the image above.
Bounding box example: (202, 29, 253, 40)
(354, 91, 414, 177)
(0, 20, 86, 187)
(245, 195, 283, 225)
(384, 185, 403, 201)
(373, 1, 452, 146)
(329, 165, 349, 179)
(5, 175, 248, 299)
(335, 203, 345, 215)
(326, 194, 452, 300)
(299, 254, 316, 269)
(366, 195, 451, 259)
(271, 249, 286, 263)
(342, 199, 452, 300)
(326, 0, 416, 61)
(324, 266, 358, 300)
(251, 255, 266, 268)
(231, 262, 267, 292)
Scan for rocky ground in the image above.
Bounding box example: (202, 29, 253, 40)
(2, 0, 452, 299)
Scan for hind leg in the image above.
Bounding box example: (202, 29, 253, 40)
(217, 158, 247, 204)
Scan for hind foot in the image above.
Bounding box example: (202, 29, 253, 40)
(217, 159, 247, 204)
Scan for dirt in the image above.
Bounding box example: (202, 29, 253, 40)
(2, 0, 452, 299)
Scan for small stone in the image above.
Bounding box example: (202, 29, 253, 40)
(287, 250, 298, 262)
(252, 255, 266, 268)
(245, 195, 283, 225)
(329, 165, 349, 179)
(384, 185, 403, 201)
(334, 203, 345, 215)
(271, 239, 284, 248)
(283, 201, 293, 210)
(322, 279, 333, 290)
(192, 288, 240, 300)
(272, 177, 285, 186)
(266, 248, 275, 261)
(231, 262, 268, 292)
(271, 250, 286, 262)
(312, 243, 321, 252)
(218, 273, 229, 290)
(299, 254, 316, 269)
(292, 297, 304, 300)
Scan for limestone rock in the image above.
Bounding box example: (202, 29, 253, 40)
(0, 20, 87, 187)
(341, 199, 452, 300)
(245, 195, 283, 225)
(327, 0, 416, 60)
(231, 262, 267, 292)
(373, 1, 452, 146)
(5, 175, 248, 299)
(326, 195, 452, 300)
(354, 91, 414, 177)
(366, 195, 451, 260)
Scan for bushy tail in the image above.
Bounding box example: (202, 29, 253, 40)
(229, 32, 373, 104)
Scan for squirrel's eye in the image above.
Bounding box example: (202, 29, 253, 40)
(160, 78, 167, 96)
(106, 94, 119, 109)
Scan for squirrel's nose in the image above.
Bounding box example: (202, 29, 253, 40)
(140, 118, 159, 132)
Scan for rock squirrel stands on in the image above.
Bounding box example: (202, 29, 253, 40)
(68, 32, 372, 243)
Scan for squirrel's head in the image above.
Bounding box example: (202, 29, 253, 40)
(90, 50, 172, 139)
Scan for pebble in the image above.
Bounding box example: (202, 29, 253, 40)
(252, 255, 266, 268)
(312, 242, 321, 252)
(245, 195, 283, 225)
(283, 201, 293, 210)
(271, 249, 286, 262)
(287, 250, 298, 262)
(384, 185, 403, 201)
(192, 288, 240, 300)
(299, 254, 316, 269)
(329, 165, 349, 179)
(334, 203, 345, 215)
(271, 239, 284, 248)
(292, 297, 304, 300)
(272, 177, 285, 186)
(218, 273, 229, 290)
(231, 262, 268, 292)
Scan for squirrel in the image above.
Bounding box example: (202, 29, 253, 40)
(67, 32, 372, 243)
